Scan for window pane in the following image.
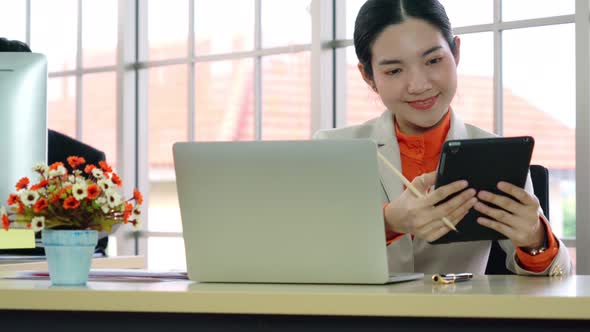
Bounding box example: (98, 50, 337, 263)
(31, 0, 77, 72)
(147, 237, 186, 271)
(344, 0, 365, 39)
(262, 52, 311, 140)
(148, 181, 182, 233)
(82, 72, 117, 167)
(147, 0, 188, 61)
(344, 46, 384, 126)
(503, 24, 575, 239)
(195, 0, 254, 55)
(262, 0, 311, 48)
(195, 59, 255, 141)
(148, 65, 187, 232)
(453, 32, 493, 132)
(503, 0, 574, 21)
(83, 0, 118, 68)
(439, 0, 493, 27)
(0, 0, 26, 42)
(344, 0, 493, 39)
(47, 76, 76, 138)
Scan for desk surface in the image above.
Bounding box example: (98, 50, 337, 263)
(0, 274, 589, 320)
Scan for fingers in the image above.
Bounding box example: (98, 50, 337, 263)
(432, 188, 477, 220)
(477, 190, 522, 214)
(416, 196, 476, 241)
(496, 182, 539, 207)
(424, 180, 469, 206)
(412, 171, 436, 193)
(473, 201, 518, 226)
(476, 216, 514, 239)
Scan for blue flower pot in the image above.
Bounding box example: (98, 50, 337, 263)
(41, 230, 98, 286)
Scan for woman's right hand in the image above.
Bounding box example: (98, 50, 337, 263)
(383, 171, 478, 242)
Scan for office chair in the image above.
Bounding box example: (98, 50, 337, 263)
(485, 164, 550, 275)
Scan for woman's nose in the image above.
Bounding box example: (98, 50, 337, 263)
(407, 69, 432, 94)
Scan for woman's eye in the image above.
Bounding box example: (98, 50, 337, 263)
(428, 57, 443, 65)
(386, 68, 402, 75)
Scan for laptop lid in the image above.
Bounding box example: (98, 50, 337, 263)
(173, 139, 392, 284)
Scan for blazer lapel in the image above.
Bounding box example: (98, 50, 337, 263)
(370, 111, 404, 203)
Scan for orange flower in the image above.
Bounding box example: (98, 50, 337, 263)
(123, 202, 133, 221)
(33, 198, 48, 213)
(17, 202, 24, 214)
(50, 188, 68, 204)
(111, 173, 123, 187)
(99, 161, 113, 173)
(2, 214, 9, 231)
(49, 162, 64, 171)
(86, 184, 100, 199)
(63, 197, 80, 210)
(6, 194, 19, 206)
(84, 164, 96, 174)
(133, 189, 143, 204)
(67, 156, 86, 169)
(30, 179, 49, 191)
(15, 177, 29, 190)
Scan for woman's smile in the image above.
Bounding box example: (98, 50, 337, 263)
(407, 94, 439, 111)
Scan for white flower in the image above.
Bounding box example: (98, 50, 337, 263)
(92, 168, 104, 179)
(20, 190, 39, 207)
(101, 204, 111, 214)
(68, 175, 76, 183)
(31, 216, 45, 232)
(97, 179, 114, 192)
(0, 206, 6, 216)
(72, 182, 88, 201)
(48, 165, 67, 178)
(105, 190, 122, 208)
(96, 196, 107, 205)
(32, 162, 49, 176)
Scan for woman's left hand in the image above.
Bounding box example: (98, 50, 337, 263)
(473, 181, 545, 249)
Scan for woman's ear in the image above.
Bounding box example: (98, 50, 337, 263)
(357, 63, 378, 92)
(452, 36, 461, 67)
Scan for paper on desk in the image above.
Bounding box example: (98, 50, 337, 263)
(14, 269, 188, 280)
(0, 230, 35, 249)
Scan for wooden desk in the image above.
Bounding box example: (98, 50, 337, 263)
(0, 274, 588, 331)
(0, 255, 145, 271)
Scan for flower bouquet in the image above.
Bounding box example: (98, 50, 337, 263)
(0, 156, 143, 285)
(1, 156, 142, 232)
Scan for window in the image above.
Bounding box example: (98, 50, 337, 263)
(15, 0, 587, 274)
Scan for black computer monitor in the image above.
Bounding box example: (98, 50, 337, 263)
(0, 52, 47, 206)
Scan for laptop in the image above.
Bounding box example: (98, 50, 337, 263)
(173, 139, 423, 284)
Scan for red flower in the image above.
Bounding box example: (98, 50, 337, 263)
(67, 156, 86, 169)
(7, 194, 19, 206)
(2, 214, 9, 231)
(49, 162, 64, 171)
(30, 179, 49, 191)
(15, 177, 29, 190)
(111, 173, 123, 187)
(133, 189, 143, 205)
(86, 184, 100, 199)
(99, 161, 113, 173)
(33, 198, 48, 213)
(17, 202, 24, 214)
(63, 197, 80, 210)
(84, 164, 96, 174)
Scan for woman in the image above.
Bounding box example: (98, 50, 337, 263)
(315, 0, 571, 275)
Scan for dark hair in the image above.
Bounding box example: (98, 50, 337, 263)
(0, 37, 32, 52)
(353, 0, 455, 79)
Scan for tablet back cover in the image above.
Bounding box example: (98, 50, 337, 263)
(430, 136, 534, 244)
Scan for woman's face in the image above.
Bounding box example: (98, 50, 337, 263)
(359, 18, 460, 136)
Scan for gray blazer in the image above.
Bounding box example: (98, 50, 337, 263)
(314, 110, 571, 276)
